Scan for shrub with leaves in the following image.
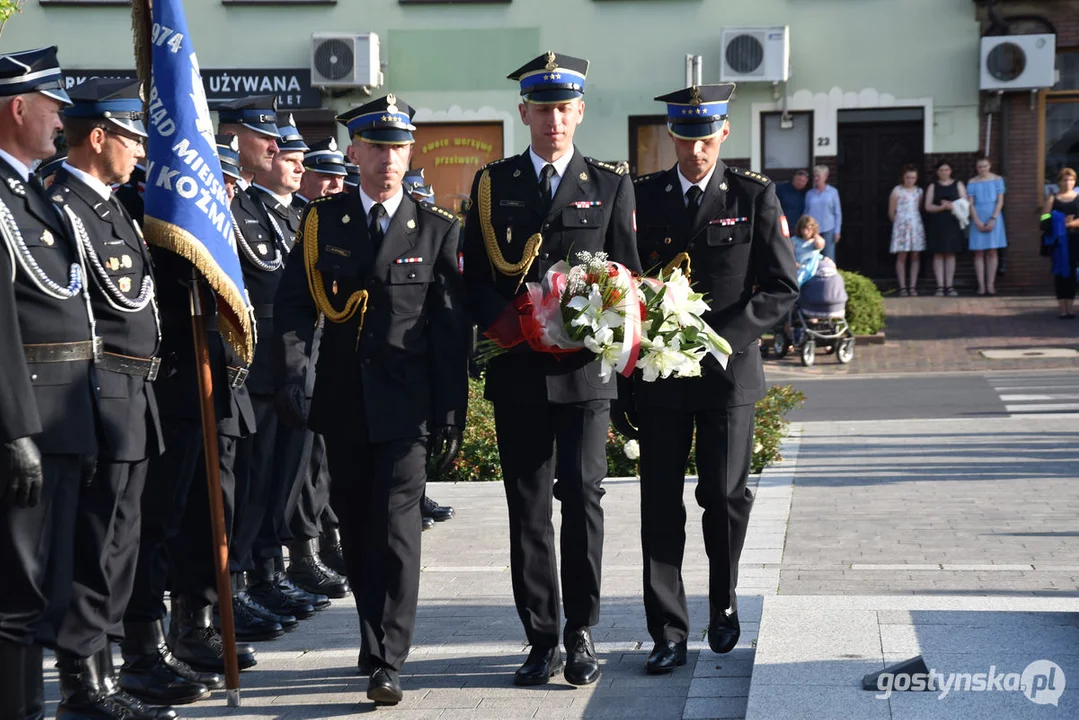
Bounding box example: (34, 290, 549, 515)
(838, 269, 885, 336)
(439, 378, 804, 481)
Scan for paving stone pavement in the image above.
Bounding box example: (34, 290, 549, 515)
(765, 294, 1079, 377)
(42, 455, 798, 720)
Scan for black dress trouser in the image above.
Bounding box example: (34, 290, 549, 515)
(55, 458, 148, 656)
(637, 403, 755, 645)
(230, 394, 277, 573)
(1, 454, 84, 647)
(492, 400, 609, 649)
(324, 430, 426, 672)
(125, 418, 237, 622)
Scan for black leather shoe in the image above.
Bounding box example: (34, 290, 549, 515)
(367, 667, 403, 705)
(248, 579, 316, 620)
(119, 620, 212, 704)
(318, 528, 348, 577)
(98, 648, 178, 720)
(237, 590, 299, 631)
(645, 640, 687, 674)
(708, 609, 740, 654)
(287, 539, 351, 598)
(167, 596, 258, 673)
(563, 627, 600, 686)
(421, 495, 455, 522)
(1, 640, 31, 720)
(422, 516, 435, 531)
(513, 645, 562, 687)
(224, 595, 285, 641)
(56, 650, 134, 720)
(274, 571, 331, 610)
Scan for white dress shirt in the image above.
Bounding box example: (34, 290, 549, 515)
(358, 186, 404, 235)
(61, 162, 113, 202)
(528, 145, 575, 199)
(676, 163, 718, 207)
(0, 148, 31, 182)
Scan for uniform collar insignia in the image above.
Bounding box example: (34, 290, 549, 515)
(6, 177, 25, 196)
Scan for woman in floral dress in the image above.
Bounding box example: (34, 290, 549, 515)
(888, 164, 926, 296)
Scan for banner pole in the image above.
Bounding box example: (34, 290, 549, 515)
(188, 273, 242, 705)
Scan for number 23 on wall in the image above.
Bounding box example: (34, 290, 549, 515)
(816, 137, 831, 148)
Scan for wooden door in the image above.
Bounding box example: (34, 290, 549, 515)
(836, 121, 924, 279)
(411, 122, 504, 216)
(630, 116, 676, 177)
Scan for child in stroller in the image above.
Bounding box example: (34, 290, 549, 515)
(767, 216, 855, 366)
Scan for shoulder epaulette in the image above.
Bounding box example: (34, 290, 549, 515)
(483, 156, 513, 170)
(419, 202, 458, 223)
(585, 157, 626, 175)
(633, 170, 665, 185)
(728, 166, 771, 186)
(308, 194, 337, 207)
(50, 186, 72, 204)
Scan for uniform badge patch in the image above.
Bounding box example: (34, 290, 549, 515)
(257, 243, 268, 255)
(40, 230, 55, 246)
(118, 276, 132, 293)
(342, 214, 350, 224)
(325, 245, 351, 257)
(579, 172, 588, 182)
(121, 254, 133, 269)
(406, 218, 416, 229)
(779, 215, 790, 239)
(6, 178, 25, 196)
(108, 257, 120, 271)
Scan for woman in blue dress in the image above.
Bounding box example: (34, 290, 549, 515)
(967, 157, 1007, 295)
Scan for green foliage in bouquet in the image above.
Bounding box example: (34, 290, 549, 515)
(440, 378, 804, 481)
(838, 270, 886, 336)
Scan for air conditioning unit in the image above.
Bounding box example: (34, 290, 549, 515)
(980, 34, 1056, 91)
(311, 32, 382, 89)
(720, 26, 790, 83)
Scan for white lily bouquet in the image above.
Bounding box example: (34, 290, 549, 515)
(477, 251, 731, 382)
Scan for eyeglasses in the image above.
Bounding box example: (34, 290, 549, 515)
(106, 130, 146, 149)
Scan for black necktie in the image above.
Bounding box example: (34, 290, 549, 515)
(539, 164, 556, 207)
(686, 185, 703, 224)
(369, 203, 387, 249)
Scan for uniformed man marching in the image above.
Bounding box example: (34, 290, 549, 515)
(0, 45, 97, 720)
(461, 52, 641, 688)
(616, 84, 797, 673)
(274, 94, 468, 705)
(48, 77, 186, 718)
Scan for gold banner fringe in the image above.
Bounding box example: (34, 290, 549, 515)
(144, 216, 255, 365)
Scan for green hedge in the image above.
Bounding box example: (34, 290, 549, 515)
(838, 270, 886, 336)
(441, 378, 804, 481)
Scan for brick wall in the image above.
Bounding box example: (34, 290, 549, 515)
(975, 1, 1079, 292)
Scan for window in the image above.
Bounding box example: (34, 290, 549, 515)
(399, 0, 509, 4)
(628, 115, 675, 177)
(1042, 51, 1079, 197)
(760, 111, 812, 181)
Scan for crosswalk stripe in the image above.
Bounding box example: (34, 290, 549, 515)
(1004, 403, 1079, 412)
(1000, 394, 1079, 401)
(988, 375, 1079, 415)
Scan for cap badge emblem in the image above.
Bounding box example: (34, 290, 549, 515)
(545, 52, 558, 72)
(690, 86, 702, 107)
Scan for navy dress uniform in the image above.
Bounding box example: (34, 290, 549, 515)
(215, 95, 309, 641)
(122, 132, 260, 678)
(622, 85, 797, 672)
(274, 94, 468, 704)
(461, 52, 640, 687)
(0, 46, 97, 720)
(47, 78, 193, 719)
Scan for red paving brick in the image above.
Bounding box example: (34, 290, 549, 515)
(764, 294, 1079, 376)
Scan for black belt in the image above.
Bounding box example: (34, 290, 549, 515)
(99, 352, 162, 381)
(227, 365, 249, 390)
(254, 304, 273, 320)
(24, 339, 102, 363)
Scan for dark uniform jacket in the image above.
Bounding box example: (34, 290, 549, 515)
(274, 191, 468, 443)
(632, 162, 798, 409)
(50, 168, 164, 462)
(113, 185, 256, 440)
(253, 186, 301, 247)
(462, 148, 641, 405)
(0, 158, 97, 455)
(232, 184, 284, 397)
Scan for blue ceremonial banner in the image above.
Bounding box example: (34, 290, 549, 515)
(141, 0, 254, 363)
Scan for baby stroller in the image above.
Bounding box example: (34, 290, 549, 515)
(770, 257, 855, 366)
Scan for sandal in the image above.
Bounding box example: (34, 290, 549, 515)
(946, 287, 959, 297)
(934, 287, 945, 297)
(898, 288, 909, 297)
(909, 288, 918, 296)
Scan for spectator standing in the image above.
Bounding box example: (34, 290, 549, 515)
(775, 168, 809, 223)
(888, 164, 926, 296)
(924, 161, 967, 296)
(1043, 167, 1079, 319)
(804, 165, 842, 261)
(967, 157, 1007, 296)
